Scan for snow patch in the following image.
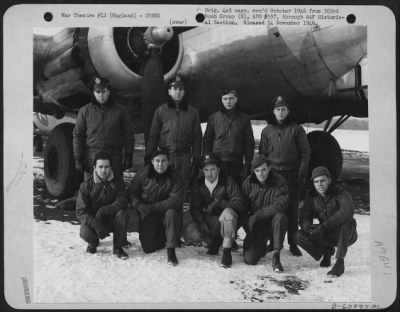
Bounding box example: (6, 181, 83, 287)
(34, 215, 370, 303)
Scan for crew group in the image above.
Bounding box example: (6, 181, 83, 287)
(73, 75, 358, 277)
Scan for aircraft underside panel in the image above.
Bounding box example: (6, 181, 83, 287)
(177, 26, 367, 123)
(34, 25, 368, 128)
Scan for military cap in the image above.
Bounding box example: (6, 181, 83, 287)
(168, 75, 185, 88)
(199, 152, 221, 169)
(221, 89, 238, 97)
(91, 76, 110, 91)
(272, 95, 290, 109)
(311, 166, 331, 180)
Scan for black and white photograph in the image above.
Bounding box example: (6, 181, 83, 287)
(3, 3, 397, 309)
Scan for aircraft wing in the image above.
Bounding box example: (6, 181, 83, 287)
(34, 25, 367, 129)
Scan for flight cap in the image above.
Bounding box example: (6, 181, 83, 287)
(222, 89, 238, 97)
(91, 77, 110, 91)
(200, 153, 221, 169)
(311, 166, 331, 180)
(168, 75, 185, 88)
(272, 95, 290, 109)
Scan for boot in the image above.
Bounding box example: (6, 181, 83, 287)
(113, 247, 129, 260)
(207, 236, 222, 255)
(167, 248, 178, 266)
(272, 250, 284, 272)
(220, 248, 232, 268)
(320, 247, 335, 267)
(122, 240, 132, 248)
(266, 240, 274, 253)
(327, 258, 345, 276)
(289, 244, 302, 256)
(86, 243, 97, 254)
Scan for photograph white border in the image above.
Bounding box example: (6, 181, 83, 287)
(3, 3, 397, 309)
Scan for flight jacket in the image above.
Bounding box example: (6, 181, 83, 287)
(203, 106, 255, 164)
(73, 98, 134, 162)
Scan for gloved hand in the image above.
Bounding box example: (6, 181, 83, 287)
(137, 203, 152, 219)
(206, 199, 221, 215)
(310, 224, 326, 241)
(241, 163, 252, 181)
(124, 153, 133, 170)
(92, 220, 109, 239)
(75, 159, 83, 172)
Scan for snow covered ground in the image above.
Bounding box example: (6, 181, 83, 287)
(33, 214, 370, 304)
(32, 126, 371, 306)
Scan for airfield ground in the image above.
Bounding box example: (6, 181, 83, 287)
(31, 132, 372, 305)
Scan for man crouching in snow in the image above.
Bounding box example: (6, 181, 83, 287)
(129, 149, 183, 266)
(295, 166, 358, 277)
(241, 155, 289, 272)
(76, 151, 129, 259)
(190, 153, 245, 268)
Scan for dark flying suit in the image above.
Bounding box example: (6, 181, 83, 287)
(241, 170, 289, 265)
(203, 104, 255, 185)
(76, 170, 129, 249)
(73, 96, 134, 183)
(191, 172, 245, 249)
(295, 183, 358, 260)
(146, 97, 202, 185)
(259, 111, 310, 248)
(128, 165, 184, 253)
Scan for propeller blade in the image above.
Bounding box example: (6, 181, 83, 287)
(142, 49, 167, 143)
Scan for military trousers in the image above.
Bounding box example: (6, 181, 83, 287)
(294, 218, 358, 260)
(80, 210, 128, 249)
(138, 209, 181, 253)
(242, 212, 288, 265)
(220, 160, 243, 187)
(273, 169, 301, 246)
(201, 208, 238, 249)
(169, 152, 192, 185)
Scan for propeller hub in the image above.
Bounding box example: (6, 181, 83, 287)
(143, 27, 174, 48)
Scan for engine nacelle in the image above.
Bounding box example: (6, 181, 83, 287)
(87, 27, 184, 94)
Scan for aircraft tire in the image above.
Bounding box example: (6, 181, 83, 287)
(307, 130, 343, 182)
(33, 134, 43, 153)
(44, 125, 81, 199)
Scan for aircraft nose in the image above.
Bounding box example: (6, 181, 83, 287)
(312, 25, 367, 78)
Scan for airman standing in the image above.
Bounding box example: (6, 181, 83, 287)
(73, 77, 134, 183)
(259, 96, 310, 256)
(203, 89, 255, 185)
